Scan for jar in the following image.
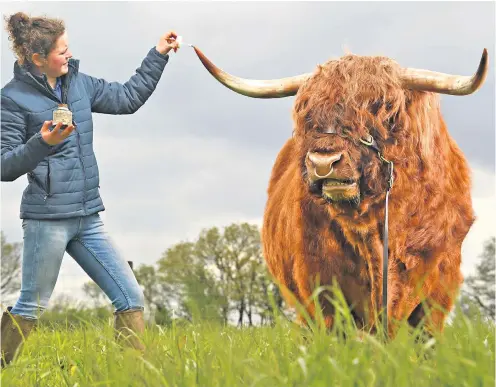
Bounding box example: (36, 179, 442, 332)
(52, 104, 73, 126)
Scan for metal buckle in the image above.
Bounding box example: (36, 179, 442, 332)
(378, 153, 394, 190)
(360, 132, 394, 190)
(324, 130, 395, 190)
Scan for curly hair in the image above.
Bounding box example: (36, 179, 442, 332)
(5, 12, 65, 65)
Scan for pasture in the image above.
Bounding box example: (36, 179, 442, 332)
(1, 301, 493, 387)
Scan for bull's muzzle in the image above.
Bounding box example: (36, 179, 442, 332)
(305, 151, 343, 183)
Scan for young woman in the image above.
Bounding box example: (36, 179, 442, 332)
(1, 12, 180, 366)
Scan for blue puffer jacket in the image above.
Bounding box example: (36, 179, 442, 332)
(1, 47, 169, 219)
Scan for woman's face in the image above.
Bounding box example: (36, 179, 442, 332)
(36, 31, 72, 78)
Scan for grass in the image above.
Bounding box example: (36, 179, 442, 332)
(1, 299, 494, 387)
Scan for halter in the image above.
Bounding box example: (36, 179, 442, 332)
(322, 128, 394, 336)
(359, 134, 394, 337)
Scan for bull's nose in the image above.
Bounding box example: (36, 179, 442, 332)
(306, 151, 342, 178)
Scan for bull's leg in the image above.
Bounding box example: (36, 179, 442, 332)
(293, 271, 328, 329)
(407, 302, 426, 328)
(295, 305, 334, 331)
(293, 264, 336, 330)
(263, 259, 302, 321)
(422, 285, 457, 334)
(404, 275, 461, 336)
(405, 293, 451, 348)
(262, 250, 331, 330)
(406, 297, 448, 332)
(386, 268, 423, 337)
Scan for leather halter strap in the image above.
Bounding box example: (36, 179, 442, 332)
(359, 135, 394, 337)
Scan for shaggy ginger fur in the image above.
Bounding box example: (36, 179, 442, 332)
(262, 54, 474, 336)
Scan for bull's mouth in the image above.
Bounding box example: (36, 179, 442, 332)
(311, 178, 360, 204)
(322, 178, 356, 191)
(322, 178, 358, 199)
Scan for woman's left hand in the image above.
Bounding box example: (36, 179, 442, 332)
(156, 31, 180, 55)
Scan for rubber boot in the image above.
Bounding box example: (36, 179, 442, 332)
(1, 307, 36, 368)
(114, 309, 146, 353)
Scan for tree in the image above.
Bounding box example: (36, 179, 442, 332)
(82, 281, 107, 307)
(1, 232, 22, 301)
(462, 237, 495, 320)
(194, 228, 231, 323)
(195, 223, 281, 326)
(255, 267, 285, 325)
(158, 241, 227, 323)
(222, 223, 263, 326)
(134, 264, 173, 325)
(155, 223, 285, 326)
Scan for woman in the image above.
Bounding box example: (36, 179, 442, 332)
(1, 12, 180, 366)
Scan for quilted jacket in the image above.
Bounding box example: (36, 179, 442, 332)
(1, 47, 169, 219)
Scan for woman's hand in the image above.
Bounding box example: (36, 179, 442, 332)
(40, 121, 75, 146)
(156, 31, 180, 55)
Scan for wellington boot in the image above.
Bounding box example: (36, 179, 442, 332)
(1, 307, 36, 368)
(114, 309, 146, 353)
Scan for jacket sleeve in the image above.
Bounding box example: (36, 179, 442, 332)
(80, 47, 170, 115)
(1, 94, 52, 182)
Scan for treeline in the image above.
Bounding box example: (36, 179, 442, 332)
(83, 223, 285, 326)
(1, 228, 494, 326)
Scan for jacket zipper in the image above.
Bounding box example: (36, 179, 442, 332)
(75, 120, 87, 214)
(44, 159, 51, 201)
(62, 73, 87, 214)
(29, 172, 49, 198)
(41, 73, 60, 202)
(26, 73, 60, 103)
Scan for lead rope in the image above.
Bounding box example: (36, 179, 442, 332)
(382, 160, 393, 338)
(359, 136, 394, 338)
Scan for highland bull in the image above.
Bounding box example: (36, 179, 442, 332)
(193, 46, 489, 337)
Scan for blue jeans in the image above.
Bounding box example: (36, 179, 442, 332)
(11, 214, 144, 320)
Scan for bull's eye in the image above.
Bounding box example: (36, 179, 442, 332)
(311, 123, 323, 133)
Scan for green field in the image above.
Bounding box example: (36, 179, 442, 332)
(1, 305, 494, 387)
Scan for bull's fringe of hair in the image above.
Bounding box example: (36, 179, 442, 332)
(292, 54, 440, 161)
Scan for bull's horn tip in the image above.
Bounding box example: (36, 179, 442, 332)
(481, 48, 488, 63)
(475, 48, 489, 86)
(479, 48, 488, 68)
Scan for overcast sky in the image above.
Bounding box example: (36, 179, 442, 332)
(1, 1, 494, 305)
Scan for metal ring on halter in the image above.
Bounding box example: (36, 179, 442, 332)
(359, 135, 374, 146)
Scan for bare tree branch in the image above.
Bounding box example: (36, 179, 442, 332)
(1, 232, 22, 298)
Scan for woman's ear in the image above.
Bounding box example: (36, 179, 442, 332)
(31, 53, 45, 68)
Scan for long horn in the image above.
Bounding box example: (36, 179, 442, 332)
(192, 46, 311, 98)
(400, 48, 489, 95)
